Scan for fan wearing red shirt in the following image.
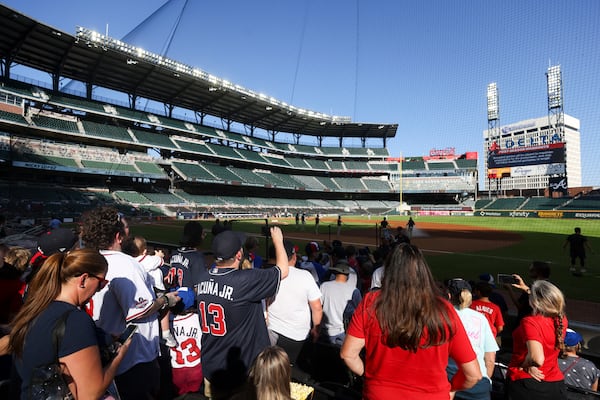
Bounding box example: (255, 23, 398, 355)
(471, 281, 504, 338)
(341, 244, 481, 400)
(506, 279, 567, 399)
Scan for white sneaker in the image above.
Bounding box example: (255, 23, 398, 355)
(581, 268, 587, 273)
(569, 267, 576, 272)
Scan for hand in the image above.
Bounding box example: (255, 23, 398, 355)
(165, 291, 180, 308)
(112, 336, 132, 361)
(511, 274, 529, 292)
(526, 365, 545, 382)
(155, 249, 165, 259)
(270, 226, 283, 243)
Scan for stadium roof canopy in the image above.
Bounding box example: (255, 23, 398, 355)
(0, 4, 397, 141)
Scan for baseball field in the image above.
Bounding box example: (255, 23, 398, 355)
(130, 214, 600, 322)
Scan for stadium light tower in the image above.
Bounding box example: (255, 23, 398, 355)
(486, 82, 500, 198)
(546, 65, 564, 139)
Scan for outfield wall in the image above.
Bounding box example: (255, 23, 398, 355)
(475, 210, 600, 219)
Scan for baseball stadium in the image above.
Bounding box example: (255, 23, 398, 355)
(1, 2, 600, 399)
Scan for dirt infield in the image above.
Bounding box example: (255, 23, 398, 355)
(286, 219, 522, 254)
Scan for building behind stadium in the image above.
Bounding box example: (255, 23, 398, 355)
(483, 114, 581, 196)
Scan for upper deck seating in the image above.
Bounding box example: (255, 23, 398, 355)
(362, 179, 392, 191)
(131, 129, 177, 149)
(31, 114, 79, 133)
(82, 120, 132, 142)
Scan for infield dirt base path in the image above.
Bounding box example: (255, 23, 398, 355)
(285, 218, 521, 254)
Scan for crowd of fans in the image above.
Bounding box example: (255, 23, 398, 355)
(0, 210, 599, 400)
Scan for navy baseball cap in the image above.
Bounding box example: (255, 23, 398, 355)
(37, 228, 78, 255)
(212, 230, 245, 261)
(479, 273, 496, 288)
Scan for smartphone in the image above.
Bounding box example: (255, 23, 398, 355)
(497, 273, 518, 285)
(117, 324, 138, 344)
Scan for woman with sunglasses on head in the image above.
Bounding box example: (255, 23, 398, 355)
(9, 249, 131, 399)
(341, 243, 481, 399)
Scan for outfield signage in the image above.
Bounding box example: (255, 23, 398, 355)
(488, 142, 565, 169)
(476, 209, 600, 219)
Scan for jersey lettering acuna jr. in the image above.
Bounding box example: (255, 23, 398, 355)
(196, 266, 281, 381)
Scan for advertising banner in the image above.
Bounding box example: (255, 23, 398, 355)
(488, 142, 565, 169)
(510, 163, 566, 177)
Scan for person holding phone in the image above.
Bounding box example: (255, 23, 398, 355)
(505, 261, 552, 324)
(9, 249, 131, 399)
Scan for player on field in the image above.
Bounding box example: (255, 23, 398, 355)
(563, 227, 592, 274)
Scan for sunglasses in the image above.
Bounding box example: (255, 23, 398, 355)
(88, 273, 109, 291)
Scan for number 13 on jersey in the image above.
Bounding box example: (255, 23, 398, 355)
(198, 301, 227, 336)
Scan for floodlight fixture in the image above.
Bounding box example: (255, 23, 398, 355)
(546, 65, 562, 109)
(487, 82, 499, 121)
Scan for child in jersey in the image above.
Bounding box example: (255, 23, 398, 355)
(121, 236, 177, 347)
(168, 287, 203, 396)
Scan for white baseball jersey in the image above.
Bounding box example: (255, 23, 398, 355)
(136, 254, 166, 291)
(169, 312, 202, 369)
(89, 250, 160, 375)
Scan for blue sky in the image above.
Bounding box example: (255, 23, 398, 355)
(3, 0, 600, 185)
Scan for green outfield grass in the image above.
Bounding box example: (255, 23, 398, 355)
(129, 216, 600, 303)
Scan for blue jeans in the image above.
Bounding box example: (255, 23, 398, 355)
(320, 332, 346, 346)
(455, 377, 491, 400)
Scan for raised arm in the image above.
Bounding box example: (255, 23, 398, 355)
(270, 226, 289, 279)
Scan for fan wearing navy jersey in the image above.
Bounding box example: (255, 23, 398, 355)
(197, 227, 289, 399)
(168, 221, 207, 289)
